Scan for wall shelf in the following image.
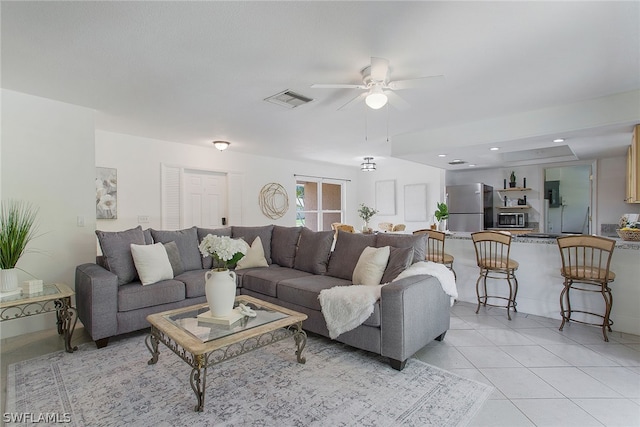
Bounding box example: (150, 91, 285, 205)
(497, 187, 531, 192)
(497, 205, 530, 209)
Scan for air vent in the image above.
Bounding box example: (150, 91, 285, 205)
(448, 159, 466, 165)
(264, 90, 314, 109)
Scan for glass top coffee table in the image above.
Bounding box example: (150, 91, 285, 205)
(145, 295, 308, 412)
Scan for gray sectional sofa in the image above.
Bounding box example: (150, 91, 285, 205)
(75, 224, 451, 370)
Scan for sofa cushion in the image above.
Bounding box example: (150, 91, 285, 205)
(142, 228, 154, 244)
(277, 275, 352, 311)
(163, 241, 185, 276)
(117, 279, 185, 312)
(174, 269, 207, 298)
(327, 231, 376, 280)
(232, 225, 274, 264)
(270, 226, 302, 268)
(381, 246, 413, 284)
(352, 246, 390, 286)
(293, 228, 334, 274)
(376, 233, 427, 263)
(96, 226, 146, 285)
(151, 227, 202, 271)
(242, 266, 313, 298)
(130, 243, 174, 286)
(197, 227, 232, 269)
(363, 302, 381, 327)
(236, 236, 269, 270)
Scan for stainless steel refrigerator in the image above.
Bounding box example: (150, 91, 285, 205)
(446, 183, 494, 232)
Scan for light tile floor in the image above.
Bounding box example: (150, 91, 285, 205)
(413, 301, 640, 427)
(1, 302, 639, 426)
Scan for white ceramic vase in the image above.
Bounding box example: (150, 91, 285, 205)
(438, 219, 448, 232)
(0, 268, 19, 293)
(204, 269, 237, 317)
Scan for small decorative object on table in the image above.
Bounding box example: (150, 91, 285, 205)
(357, 203, 378, 234)
(617, 214, 640, 241)
(198, 235, 247, 317)
(434, 202, 449, 232)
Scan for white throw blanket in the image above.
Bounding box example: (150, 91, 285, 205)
(319, 261, 458, 339)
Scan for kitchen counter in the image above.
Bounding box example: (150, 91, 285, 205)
(445, 231, 640, 335)
(448, 231, 640, 250)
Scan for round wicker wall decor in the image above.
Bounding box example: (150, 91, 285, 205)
(259, 183, 289, 219)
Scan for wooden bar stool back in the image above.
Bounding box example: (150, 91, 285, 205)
(471, 231, 519, 320)
(557, 235, 616, 341)
(413, 229, 456, 279)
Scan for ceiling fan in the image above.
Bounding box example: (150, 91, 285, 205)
(311, 57, 444, 110)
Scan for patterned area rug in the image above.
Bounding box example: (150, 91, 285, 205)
(6, 333, 492, 426)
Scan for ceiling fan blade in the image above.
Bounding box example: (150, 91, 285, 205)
(387, 75, 445, 90)
(311, 83, 366, 89)
(337, 92, 367, 111)
(385, 91, 410, 110)
(370, 57, 389, 82)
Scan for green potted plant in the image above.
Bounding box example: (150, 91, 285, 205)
(509, 171, 517, 188)
(434, 202, 449, 231)
(0, 200, 39, 294)
(357, 203, 378, 234)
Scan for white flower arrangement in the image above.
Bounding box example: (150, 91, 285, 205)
(198, 234, 247, 270)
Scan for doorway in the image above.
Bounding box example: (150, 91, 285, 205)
(544, 165, 592, 234)
(183, 169, 227, 229)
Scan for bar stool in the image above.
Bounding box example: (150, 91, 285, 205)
(413, 229, 456, 279)
(557, 235, 616, 342)
(471, 231, 519, 320)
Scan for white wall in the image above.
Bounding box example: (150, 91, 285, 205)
(1, 90, 96, 338)
(95, 131, 362, 232)
(357, 157, 444, 232)
(597, 156, 640, 230)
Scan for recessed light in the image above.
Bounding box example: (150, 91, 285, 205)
(553, 138, 565, 143)
(490, 147, 499, 151)
(468, 164, 476, 167)
(438, 154, 447, 157)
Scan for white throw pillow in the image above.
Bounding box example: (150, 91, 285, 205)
(130, 243, 174, 285)
(352, 246, 391, 286)
(236, 236, 269, 270)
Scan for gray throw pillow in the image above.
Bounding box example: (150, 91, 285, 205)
(163, 241, 185, 276)
(381, 246, 414, 283)
(271, 226, 302, 268)
(293, 228, 334, 274)
(376, 233, 427, 263)
(95, 226, 146, 285)
(150, 227, 201, 271)
(142, 228, 154, 245)
(326, 230, 376, 280)
(197, 227, 232, 269)
(232, 225, 274, 264)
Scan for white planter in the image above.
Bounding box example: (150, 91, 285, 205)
(204, 269, 237, 317)
(1, 268, 19, 293)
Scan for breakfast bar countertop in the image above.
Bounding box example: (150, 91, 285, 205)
(447, 231, 640, 250)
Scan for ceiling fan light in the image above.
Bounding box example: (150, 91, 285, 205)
(213, 140, 230, 151)
(365, 86, 388, 109)
(361, 157, 376, 172)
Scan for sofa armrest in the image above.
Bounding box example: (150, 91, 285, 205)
(75, 263, 119, 341)
(380, 274, 450, 363)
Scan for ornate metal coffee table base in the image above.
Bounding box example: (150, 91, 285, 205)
(146, 322, 307, 412)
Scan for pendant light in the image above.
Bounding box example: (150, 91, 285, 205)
(361, 157, 376, 172)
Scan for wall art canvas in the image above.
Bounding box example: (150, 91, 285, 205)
(375, 180, 396, 215)
(96, 167, 117, 219)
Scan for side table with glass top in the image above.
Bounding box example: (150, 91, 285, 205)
(0, 283, 78, 353)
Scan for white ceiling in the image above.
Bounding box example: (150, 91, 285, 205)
(2, 1, 639, 170)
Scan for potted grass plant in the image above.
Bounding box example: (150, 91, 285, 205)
(0, 200, 39, 294)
